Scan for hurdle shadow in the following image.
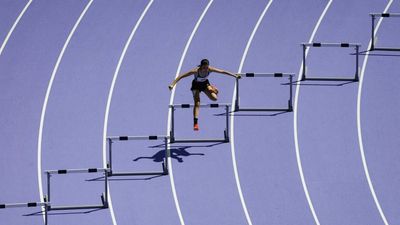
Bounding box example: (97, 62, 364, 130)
(282, 80, 357, 87)
(351, 50, 400, 57)
(86, 144, 214, 182)
(214, 111, 290, 117)
(149, 141, 224, 149)
(86, 174, 164, 182)
(23, 208, 103, 217)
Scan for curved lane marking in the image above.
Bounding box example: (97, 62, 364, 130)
(167, 1, 214, 225)
(102, 1, 154, 225)
(229, 1, 274, 225)
(0, 0, 33, 57)
(293, 1, 333, 225)
(357, 1, 393, 225)
(37, 0, 94, 224)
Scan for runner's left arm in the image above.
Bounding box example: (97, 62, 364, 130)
(210, 66, 241, 79)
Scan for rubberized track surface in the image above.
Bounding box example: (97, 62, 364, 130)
(0, 1, 399, 225)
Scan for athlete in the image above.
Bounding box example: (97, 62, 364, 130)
(169, 59, 240, 131)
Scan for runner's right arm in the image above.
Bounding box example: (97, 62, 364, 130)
(169, 69, 196, 90)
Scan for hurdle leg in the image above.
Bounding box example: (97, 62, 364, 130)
(301, 44, 307, 80)
(44, 195, 48, 225)
(170, 106, 175, 142)
(355, 45, 359, 81)
(371, 15, 376, 51)
(46, 172, 51, 205)
(104, 170, 108, 207)
(164, 137, 169, 174)
(107, 138, 113, 174)
(234, 78, 240, 111)
(44, 205, 48, 225)
(225, 105, 229, 141)
(288, 75, 293, 111)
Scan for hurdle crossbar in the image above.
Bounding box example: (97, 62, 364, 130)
(169, 104, 230, 143)
(108, 135, 167, 141)
(0, 201, 49, 209)
(302, 42, 360, 48)
(45, 167, 109, 211)
(46, 168, 108, 174)
(106, 135, 169, 176)
(0, 197, 50, 225)
(234, 73, 293, 112)
(370, 13, 400, 17)
(238, 72, 293, 77)
(301, 42, 360, 82)
(171, 103, 230, 108)
(370, 13, 400, 51)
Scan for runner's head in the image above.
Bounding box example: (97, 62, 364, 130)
(199, 59, 209, 70)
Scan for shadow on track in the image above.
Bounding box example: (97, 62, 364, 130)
(351, 50, 400, 57)
(133, 146, 205, 164)
(214, 111, 290, 117)
(86, 174, 164, 182)
(282, 80, 357, 87)
(23, 208, 104, 217)
(85, 143, 223, 182)
(144, 141, 226, 163)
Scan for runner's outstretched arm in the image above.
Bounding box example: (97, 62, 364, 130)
(169, 69, 196, 90)
(209, 66, 241, 79)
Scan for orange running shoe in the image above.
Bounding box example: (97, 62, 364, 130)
(194, 123, 199, 131)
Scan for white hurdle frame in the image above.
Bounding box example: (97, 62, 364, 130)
(0, 168, 108, 225)
(301, 42, 360, 82)
(169, 103, 230, 143)
(0, 199, 50, 225)
(370, 13, 400, 51)
(106, 135, 169, 176)
(235, 73, 294, 112)
(45, 168, 109, 211)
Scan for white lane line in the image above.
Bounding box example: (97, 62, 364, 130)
(293, 1, 333, 225)
(102, 1, 154, 225)
(167, 1, 213, 225)
(0, 0, 32, 57)
(37, 0, 93, 224)
(230, 1, 274, 225)
(357, 1, 393, 225)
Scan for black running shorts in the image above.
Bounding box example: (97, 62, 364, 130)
(191, 79, 210, 92)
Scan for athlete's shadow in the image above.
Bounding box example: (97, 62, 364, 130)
(134, 144, 217, 163)
(86, 143, 220, 182)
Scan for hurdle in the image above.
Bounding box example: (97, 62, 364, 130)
(45, 168, 109, 211)
(169, 103, 230, 143)
(106, 135, 169, 176)
(301, 42, 360, 82)
(234, 73, 293, 112)
(0, 198, 50, 224)
(370, 13, 400, 51)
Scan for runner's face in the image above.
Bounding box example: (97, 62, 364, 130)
(200, 65, 209, 71)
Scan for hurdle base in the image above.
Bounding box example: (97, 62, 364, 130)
(170, 138, 229, 143)
(301, 76, 358, 82)
(170, 129, 229, 143)
(108, 161, 168, 177)
(370, 47, 400, 52)
(108, 171, 168, 177)
(235, 107, 292, 112)
(49, 204, 107, 211)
